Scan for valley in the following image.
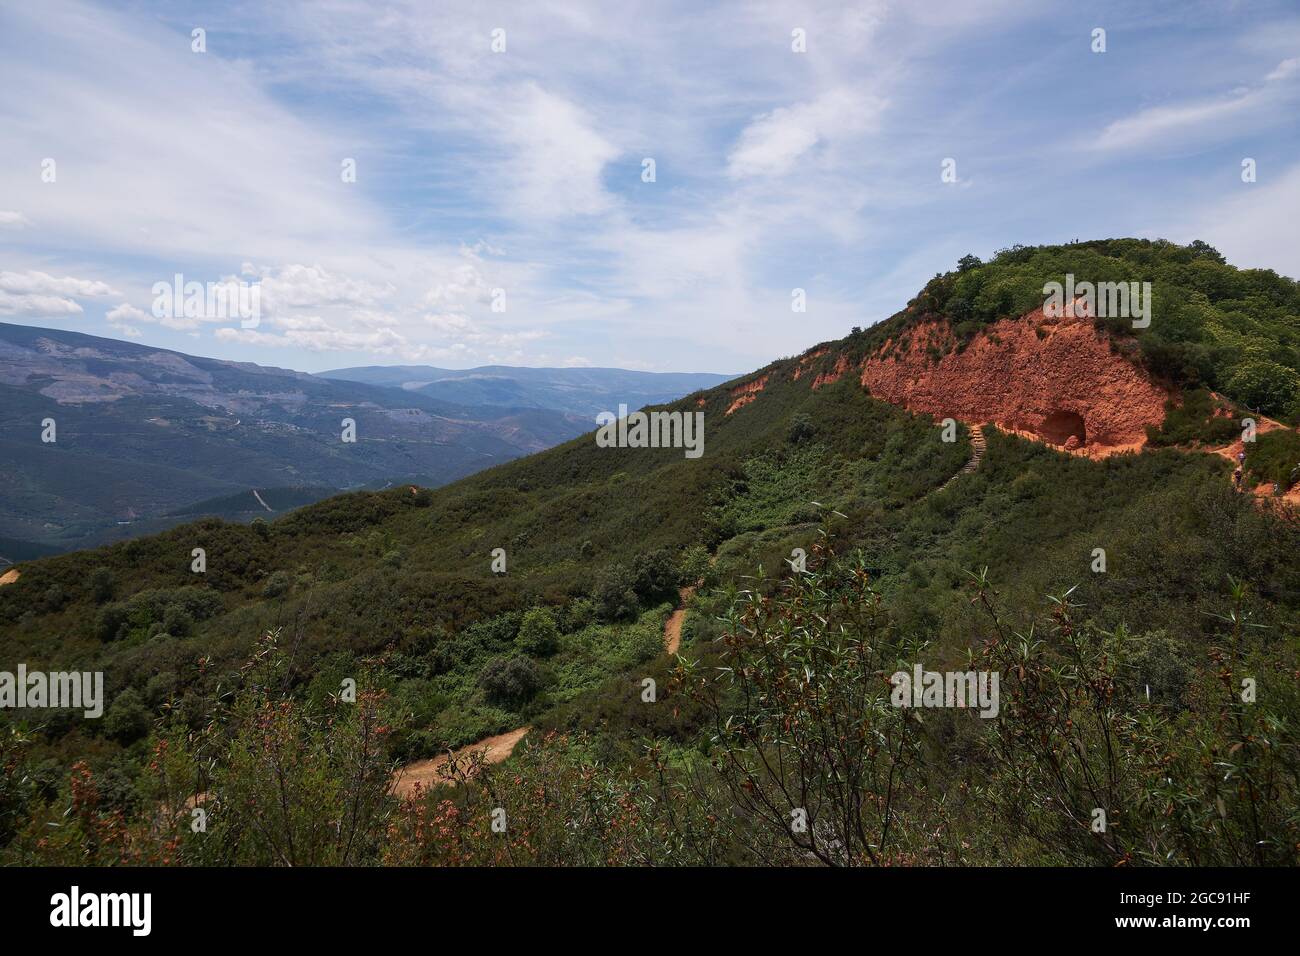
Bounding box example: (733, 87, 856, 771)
(0, 323, 723, 555)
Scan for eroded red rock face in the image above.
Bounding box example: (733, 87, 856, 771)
(858, 309, 1171, 454)
(726, 374, 769, 415)
(812, 354, 851, 390)
(792, 349, 828, 381)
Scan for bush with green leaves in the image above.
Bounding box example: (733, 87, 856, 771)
(1227, 358, 1300, 416)
(103, 687, 151, 743)
(516, 607, 560, 656)
(478, 654, 542, 705)
(1245, 427, 1300, 489)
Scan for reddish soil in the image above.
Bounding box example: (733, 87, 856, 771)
(664, 586, 695, 655)
(1205, 399, 1286, 465)
(725, 375, 769, 415)
(859, 308, 1170, 456)
(792, 348, 829, 380)
(391, 726, 530, 800)
(811, 354, 852, 390)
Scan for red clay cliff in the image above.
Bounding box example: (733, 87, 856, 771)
(858, 307, 1171, 456)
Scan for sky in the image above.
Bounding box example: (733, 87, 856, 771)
(1, 0, 1297, 374)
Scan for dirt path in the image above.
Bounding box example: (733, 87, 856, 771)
(0, 568, 19, 586)
(664, 585, 696, 655)
(391, 725, 530, 800)
(1200, 407, 1300, 504)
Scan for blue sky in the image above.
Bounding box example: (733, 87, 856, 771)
(1, 0, 1297, 374)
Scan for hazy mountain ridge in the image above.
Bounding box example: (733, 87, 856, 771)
(0, 324, 723, 555)
(324, 364, 733, 417)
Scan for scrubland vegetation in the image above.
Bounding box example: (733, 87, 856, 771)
(2, 241, 1298, 866)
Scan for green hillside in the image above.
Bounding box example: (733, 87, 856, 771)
(2, 240, 1298, 866)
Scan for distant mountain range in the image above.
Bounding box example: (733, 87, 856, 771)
(0, 323, 728, 555)
(322, 365, 732, 418)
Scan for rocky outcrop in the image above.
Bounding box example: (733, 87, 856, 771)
(812, 354, 852, 390)
(725, 374, 769, 415)
(792, 349, 829, 380)
(859, 308, 1170, 455)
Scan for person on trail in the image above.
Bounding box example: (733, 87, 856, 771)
(1233, 466, 1243, 491)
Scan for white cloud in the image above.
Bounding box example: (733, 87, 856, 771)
(255, 264, 395, 312)
(1093, 58, 1300, 152)
(1, 270, 113, 298)
(106, 303, 147, 340)
(5, 0, 1290, 377)
(488, 83, 620, 218)
(0, 1, 384, 264)
(0, 210, 29, 228)
(0, 291, 83, 317)
(728, 89, 886, 179)
(1169, 162, 1300, 277)
(424, 257, 493, 309)
(106, 302, 149, 324)
(0, 270, 115, 316)
(1266, 57, 1299, 82)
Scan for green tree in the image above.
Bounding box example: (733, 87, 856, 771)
(516, 607, 559, 656)
(1228, 359, 1299, 415)
(88, 567, 115, 604)
(104, 687, 151, 743)
(478, 655, 542, 705)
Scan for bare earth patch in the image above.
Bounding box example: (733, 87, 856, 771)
(664, 585, 696, 655)
(725, 375, 769, 415)
(391, 726, 530, 800)
(0, 568, 20, 586)
(859, 307, 1170, 455)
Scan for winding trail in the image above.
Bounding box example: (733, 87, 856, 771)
(1201, 411, 1300, 506)
(393, 575, 706, 797)
(391, 726, 531, 800)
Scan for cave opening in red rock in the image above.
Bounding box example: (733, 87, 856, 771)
(1039, 409, 1087, 447)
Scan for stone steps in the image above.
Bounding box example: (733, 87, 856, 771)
(940, 424, 986, 489)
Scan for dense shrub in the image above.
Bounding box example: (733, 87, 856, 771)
(1245, 428, 1300, 489)
(478, 655, 542, 705)
(516, 607, 560, 656)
